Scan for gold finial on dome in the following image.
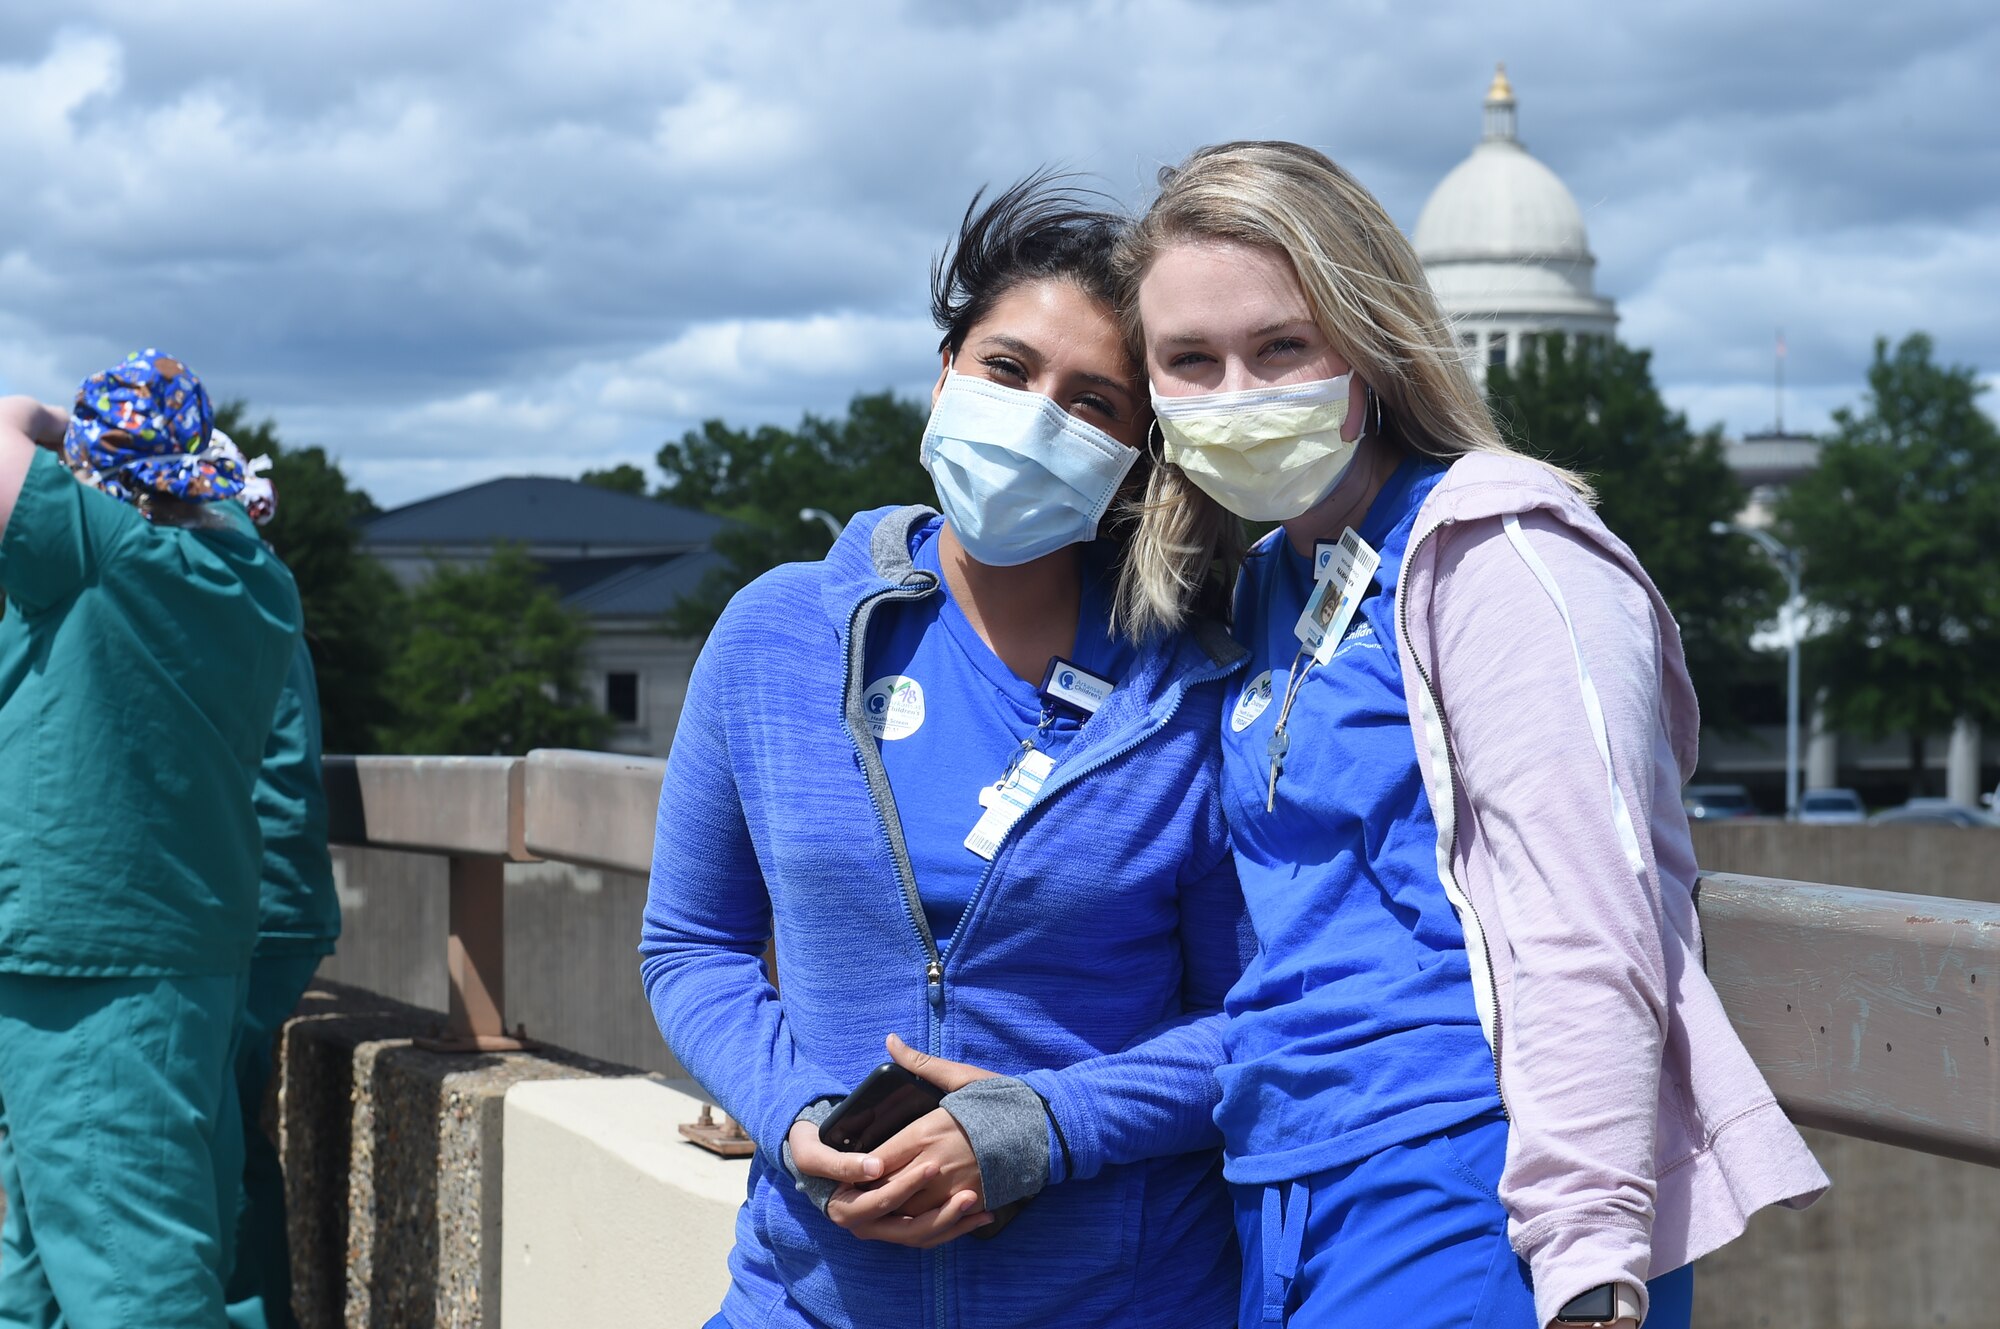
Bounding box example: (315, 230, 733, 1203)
(1481, 63, 1519, 141)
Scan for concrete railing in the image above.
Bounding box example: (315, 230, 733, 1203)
(325, 749, 2000, 1170)
(325, 751, 664, 1053)
(310, 752, 2000, 1326)
(1697, 873, 1999, 1166)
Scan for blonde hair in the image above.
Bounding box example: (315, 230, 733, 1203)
(1110, 140, 1590, 638)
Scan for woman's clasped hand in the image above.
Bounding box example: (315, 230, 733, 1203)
(788, 1036, 999, 1247)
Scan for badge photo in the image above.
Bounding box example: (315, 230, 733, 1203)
(1293, 527, 1380, 665)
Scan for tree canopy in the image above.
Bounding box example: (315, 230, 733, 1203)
(214, 402, 404, 753)
(579, 463, 650, 496)
(654, 390, 935, 634)
(379, 544, 609, 755)
(1776, 333, 2000, 791)
(1486, 336, 1780, 728)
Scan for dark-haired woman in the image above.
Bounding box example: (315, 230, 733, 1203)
(641, 178, 1249, 1329)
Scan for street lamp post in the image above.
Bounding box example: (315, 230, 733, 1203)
(799, 507, 845, 541)
(1712, 521, 1804, 819)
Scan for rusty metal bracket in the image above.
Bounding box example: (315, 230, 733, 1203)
(680, 1104, 756, 1157)
(414, 854, 534, 1054)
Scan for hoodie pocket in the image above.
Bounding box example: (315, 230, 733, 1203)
(956, 1167, 1144, 1328)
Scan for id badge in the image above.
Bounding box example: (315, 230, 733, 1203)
(965, 748, 1056, 861)
(1038, 656, 1115, 720)
(1294, 527, 1380, 664)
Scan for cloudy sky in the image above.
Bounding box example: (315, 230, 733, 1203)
(2, 0, 1994, 507)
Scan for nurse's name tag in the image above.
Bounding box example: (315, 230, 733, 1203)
(1038, 656, 1114, 720)
(1295, 527, 1380, 666)
(965, 748, 1056, 862)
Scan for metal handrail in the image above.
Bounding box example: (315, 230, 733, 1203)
(325, 751, 2000, 1167)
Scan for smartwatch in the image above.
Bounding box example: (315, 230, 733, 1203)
(1553, 1282, 1642, 1325)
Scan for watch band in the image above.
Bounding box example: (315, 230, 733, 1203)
(1554, 1282, 1643, 1325)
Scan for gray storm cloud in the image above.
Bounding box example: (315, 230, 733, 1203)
(0, 0, 1992, 504)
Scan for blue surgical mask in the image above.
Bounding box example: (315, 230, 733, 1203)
(919, 371, 1138, 567)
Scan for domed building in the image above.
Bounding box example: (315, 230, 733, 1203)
(1414, 67, 1617, 378)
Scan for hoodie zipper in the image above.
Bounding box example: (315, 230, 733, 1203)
(840, 574, 949, 1010)
(845, 571, 1241, 1327)
(838, 569, 956, 1329)
(1397, 517, 1509, 1116)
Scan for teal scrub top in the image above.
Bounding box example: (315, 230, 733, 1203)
(0, 449, 302, 976)
(253, 638, 341, 956)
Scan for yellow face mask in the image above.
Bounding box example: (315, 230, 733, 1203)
(1150, 374, 1357, 522)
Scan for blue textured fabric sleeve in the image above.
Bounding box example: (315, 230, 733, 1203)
(638, 618, 849, 1162)
(1019, 786, 1251, 1182)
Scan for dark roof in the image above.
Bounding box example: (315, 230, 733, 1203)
(557, 550, 731, 619)
(537, 553, 674, 600)
(361, 475, 725, 552)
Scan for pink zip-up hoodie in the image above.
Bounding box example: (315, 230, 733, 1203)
(1395, 452, 1828, 1327)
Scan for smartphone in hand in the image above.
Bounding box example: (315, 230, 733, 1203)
(818, 1062, 946, 1153)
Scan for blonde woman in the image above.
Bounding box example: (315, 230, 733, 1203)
(1111, 141, 1828, 1329)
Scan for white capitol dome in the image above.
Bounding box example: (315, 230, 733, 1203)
(1414, 66, 1617, 376)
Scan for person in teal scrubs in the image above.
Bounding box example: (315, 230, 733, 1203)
(214, 447, 342, 1329)
(0, 351, 302, 1328)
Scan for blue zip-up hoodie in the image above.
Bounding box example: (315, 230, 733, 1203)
(641, 506, 1250, 1329)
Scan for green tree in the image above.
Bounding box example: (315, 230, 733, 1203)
(1487, 336, 1781, 728)
(579, 463, 650, 496)
(656, 391, 934, 633)
(381, 544, 610, 755)
(214, 403, 404, 753)
(1776, 333, 2000, 793)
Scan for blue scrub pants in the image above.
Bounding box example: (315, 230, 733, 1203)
(1235, 1113, 1694, 1328)
(225, 954, 323, 1329)
(0, 970, 248, 1329)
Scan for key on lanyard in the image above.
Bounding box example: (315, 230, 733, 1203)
(1265, 728, 1290, 813)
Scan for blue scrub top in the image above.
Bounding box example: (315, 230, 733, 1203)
(862, 518, 1135, 951)
(1216, 457, 1502, 1186)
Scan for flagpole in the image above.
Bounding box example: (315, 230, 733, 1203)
(1775, 328, 1786, 434)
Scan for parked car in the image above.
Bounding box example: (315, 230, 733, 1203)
(1797, 788, 1867, 825)
(1869, 798, 2000, 828)
(1682, 784, 1758, 821)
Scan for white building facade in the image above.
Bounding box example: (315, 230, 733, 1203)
(1413, 67, 1617, 378)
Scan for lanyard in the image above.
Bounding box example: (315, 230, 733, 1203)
(1264, 527, 1381, 813)
(1265, 644, 1316, 811)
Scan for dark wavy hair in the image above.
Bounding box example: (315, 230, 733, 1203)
(929, 171, 1126, 356)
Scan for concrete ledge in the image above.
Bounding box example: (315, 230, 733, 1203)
(502, 1078, 742, 1329)
(521, 749, 666, 875)
(281, 981, 639, 1328)
(324, 756, 531, 860)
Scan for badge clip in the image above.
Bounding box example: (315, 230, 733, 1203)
(1038, 656, 1115, 722)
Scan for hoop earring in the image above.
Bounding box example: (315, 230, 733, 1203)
(1371, 387, 1385, 440)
